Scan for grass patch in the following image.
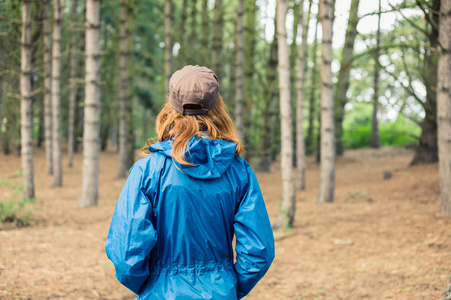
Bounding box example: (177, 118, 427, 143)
(0, 179, 35, 227)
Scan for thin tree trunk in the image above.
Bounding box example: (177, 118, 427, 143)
(68, 0, 79, 168)
(410, 0, 440, 165)
(243, 0, 257, 157)
(334, 0, 360, 155)
(235, 0, 244, 141)
(274, 0, 295, 230)
(79, 0, 101, 208)
(51, 0, 63, 187)
(305, 20, 319, 155)
(258, 17, 278, 172)
(201, 0, 209, 62)
(371, 0, 381, 148)
(21, 0, 35, 200)
(177, 0, 189, 66)
(187, 0, 198, 63)
(212, 0, 223, 78)
(296, 0, 312, 191)
(43, 0, 52, 174)
(437, 0, 451, 214)
(164, 0, 172, 95)
(317, 0, 335, 204)
(118, 0, 130, 178)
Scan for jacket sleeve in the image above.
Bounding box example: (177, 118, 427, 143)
(233, 163, 275, 299)
(105, 160, 158, 295)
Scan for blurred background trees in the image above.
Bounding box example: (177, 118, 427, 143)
(0, 0, 450, 215)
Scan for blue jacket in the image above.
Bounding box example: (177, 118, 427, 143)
(105, 136, 275, 299)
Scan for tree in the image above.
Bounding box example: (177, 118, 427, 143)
(305, 19, 319, 155)
(257, 16, 278, 172)
(437, 0, 451, 214)
(51, 0, 63, 187)
(334, 0, 360, 155)
(43, 0, 52, 174)
(211, 0, 223, 78)
(295, 0, 312, 191)
(235, 0, 244, 141)
(20, 0, 35, 200)
(79, 0, 101, 208)
(118, 0, 131, 178)
(164, 0, 172, 95)
(273, 0, 295, 229)
(410, 0, 440, 165)
(68, 0, 79, 168)
(317, 0, 335, 204)
(371, 0, 381, 148)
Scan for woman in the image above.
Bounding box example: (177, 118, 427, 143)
(105, 65, 275, 299)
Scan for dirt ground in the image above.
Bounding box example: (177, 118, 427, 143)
(0, 145, 450, 300)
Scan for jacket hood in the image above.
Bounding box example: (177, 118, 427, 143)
(148, 136, 237, 179)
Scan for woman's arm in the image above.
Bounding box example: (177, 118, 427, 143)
(233, 163, 275, 299)
(105, 161, 158, 295)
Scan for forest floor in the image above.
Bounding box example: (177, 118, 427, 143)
(0, 145, 450, 300)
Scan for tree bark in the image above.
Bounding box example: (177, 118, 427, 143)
(43, 0, 52, 174)
(51, 0, 63, 187)
(410, 0, 440, 165)
(258, 17, 278, 173)
(296, 0, 312, 191)
(201, 0, 209, 63)
(79, 0, 101, 208)
(437, 0, 451, 214)
(334, 0, 360, 155)
(317, 0, 335, 204)
(212, 0, 223, 78)
(305, 20, 319, 155)
(371, 0, 381, 149)
(273, 0, 296, 230)
(68, 0, 79, 168)
(164, 0, 172, 95)
(118, 0, 130, 178)
(20, 0, 35, 200)
(235, 0, 245, 142)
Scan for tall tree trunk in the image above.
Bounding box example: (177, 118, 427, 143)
(235, 0, 244, 141)
(371, 0, 381, 148)
(411, 0, 440, 165)
(437, 0, 451, 214)
(187, 0, 198, 63)
(290, 1, 300, 103)
(79, 0, 101, 208)
(164, 0, 172, 95)
(51, 0, 63, 187)
(43, 0, 52, 174)
(317, 0, 335, 204)
(296, 0, 312, 191)
(305, 20, 319, 155)
(243, 0, 257, 157)
(177, 0, 189, 67)
(274, 0, 295, 230)
(20, 0, 35, 200)
(68, 0, 79, 168)
(334, 0, 360, 155)
(201, 0, 209, 63)
(212, 0, 223, 78)
(258, 17, 278, 172)
(118, 0, 130, 178)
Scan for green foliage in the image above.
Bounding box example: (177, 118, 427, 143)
(0, 179, 35, 227)
(342, 102, 420, 149)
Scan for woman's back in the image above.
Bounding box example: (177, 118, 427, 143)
(105, 65, 274, 299)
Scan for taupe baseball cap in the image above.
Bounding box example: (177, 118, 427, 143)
(169, 65, 219, 115)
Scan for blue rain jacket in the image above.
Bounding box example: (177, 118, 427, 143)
(105, 136, 275, 299)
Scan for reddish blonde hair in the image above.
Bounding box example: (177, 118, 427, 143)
(141, 96, 244, 166)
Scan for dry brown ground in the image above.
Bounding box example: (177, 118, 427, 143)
(0, 146, 450, 300)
